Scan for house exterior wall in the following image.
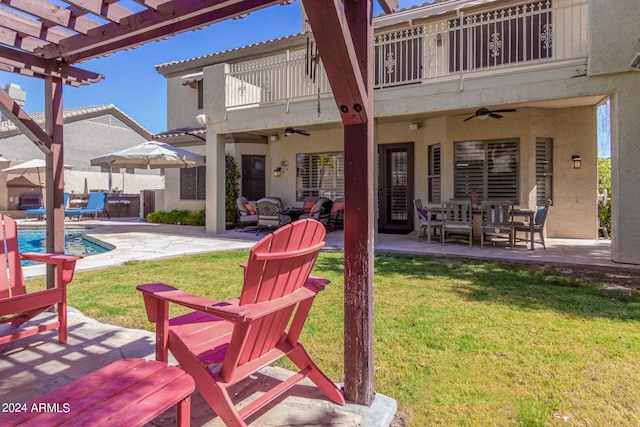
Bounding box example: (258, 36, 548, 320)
(163, 143, 207, 212)
(166, 76, 203, 130)
(158, 0, 640, 263)
(0, 114, 151, 172)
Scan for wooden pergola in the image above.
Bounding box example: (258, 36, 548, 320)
(0, 0, 397, 405)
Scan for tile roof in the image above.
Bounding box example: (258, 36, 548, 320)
(0, 104, 152, 139)
(155, 1, 498, 75)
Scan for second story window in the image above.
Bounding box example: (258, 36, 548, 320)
(197, 80, 203, 110)
(449, 1, 553, 72)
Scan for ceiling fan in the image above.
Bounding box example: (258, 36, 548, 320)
(284, 127, 310, 136)
(463, 107, 517, 121)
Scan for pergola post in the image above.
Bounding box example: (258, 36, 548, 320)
(44, 77, 66, 288)
(303, 0, 377, 405)
(343, 0, 375, 406)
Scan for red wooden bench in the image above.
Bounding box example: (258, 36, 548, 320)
(4, 358, 195, 427)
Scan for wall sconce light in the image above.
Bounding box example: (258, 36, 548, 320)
(572, 155, 582, 169)
(273, 156, 289, 177)
(409, 122, 420, 131)
(270, 135, 279, 142)
(195, 114, 207, 125)
(630, 52, 640, 70)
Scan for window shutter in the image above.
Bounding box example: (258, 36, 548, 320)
(428, 144, 441, 203)
(455, 141, 485, 200)
(486, 141, 518, 200)
(536, 138, 553, 206)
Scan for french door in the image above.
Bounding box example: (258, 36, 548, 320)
(378, 143, 414, 233)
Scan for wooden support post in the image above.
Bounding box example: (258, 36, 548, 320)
(343, 0, 375, 406)
(44, 77, 65, 289)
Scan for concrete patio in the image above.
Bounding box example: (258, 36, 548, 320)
(19, 218, 639, 281)
(4, 218, 638, 426)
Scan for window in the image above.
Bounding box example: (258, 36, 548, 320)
(197, 80, 204, 110)
(454, 139, 519, 202)
(296, 152, 344, 201)
(449, 1, 552, 72)
(180, 166, 206, 200)
(241, 155, 266, 201)
(536, 138, 553, 206)
(428, 144, 441, 203)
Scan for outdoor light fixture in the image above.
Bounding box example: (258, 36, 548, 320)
(630, 52, 640, 70)
(195, 114, 207, 125)
(273, 156, 289, 177)
(572, 155, 582, 169)
(409, 123, 420, 131)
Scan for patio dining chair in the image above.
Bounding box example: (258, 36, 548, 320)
(441, 200, 473, 246)
(480, 200, 514, 249)
(514, 199, 552, 249)
(414, 199, 442, 244)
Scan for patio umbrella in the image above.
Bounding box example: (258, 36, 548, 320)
(90, 141, 205, 192)
(2, 159, 73, 205)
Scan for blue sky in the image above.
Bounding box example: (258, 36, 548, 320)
(0, 1, 428, 135)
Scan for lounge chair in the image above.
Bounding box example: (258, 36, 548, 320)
(24, 192, 69, 220)
(0, 214, 81, 345)
(137, 219, 345, 426)
(235, 196, 257, 230)
(65, 192, 110, 220)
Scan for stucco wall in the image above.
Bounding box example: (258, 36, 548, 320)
(162, 144, 207, 212)
(589, 0, 640, 76)
(0, 115, 152, 172)
(212, 108, 598, 239)
(166, 75, 204, 130)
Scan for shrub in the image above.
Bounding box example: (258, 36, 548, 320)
(598, 157, 611, 236)
(146, 209, 205, 226)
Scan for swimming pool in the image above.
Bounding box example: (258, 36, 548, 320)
(18, 227, 111, 265)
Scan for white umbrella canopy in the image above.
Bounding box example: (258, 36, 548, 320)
(1, 158, 73, 175)
(2, 159, 74, 206)
(90, 141, 205, 170)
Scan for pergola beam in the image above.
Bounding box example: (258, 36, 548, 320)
(0, 45, 103, 85)
(37, 0, 285, 62)
(0, 86, 52, 153)
(302, 0, 369, 125)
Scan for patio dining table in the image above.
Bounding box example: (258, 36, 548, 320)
(511, 208, 536, 250)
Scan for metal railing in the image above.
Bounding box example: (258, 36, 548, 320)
(225, 0, 588, 107)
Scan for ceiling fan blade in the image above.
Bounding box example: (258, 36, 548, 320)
(489, 113, 503, 119)
(489, 109, 517, 113)
(296, 129, 310, 136)
(463, 115, 476, 121)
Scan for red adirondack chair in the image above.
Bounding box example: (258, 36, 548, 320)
(0, 214, 82, 346)
(138, 218, 345, 426)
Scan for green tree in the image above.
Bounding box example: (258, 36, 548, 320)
(597, 157, 611, 236)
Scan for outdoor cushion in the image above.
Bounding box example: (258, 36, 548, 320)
(245, 203, 256, 215)
(332, 202, 345, 213)
(417, 207, 428, 219)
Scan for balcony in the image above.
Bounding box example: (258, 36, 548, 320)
(225, 0, 588, 109)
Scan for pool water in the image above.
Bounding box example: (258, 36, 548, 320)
(18, 228, 110, 266)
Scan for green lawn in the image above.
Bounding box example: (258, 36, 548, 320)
(29, 251, 640, 426)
